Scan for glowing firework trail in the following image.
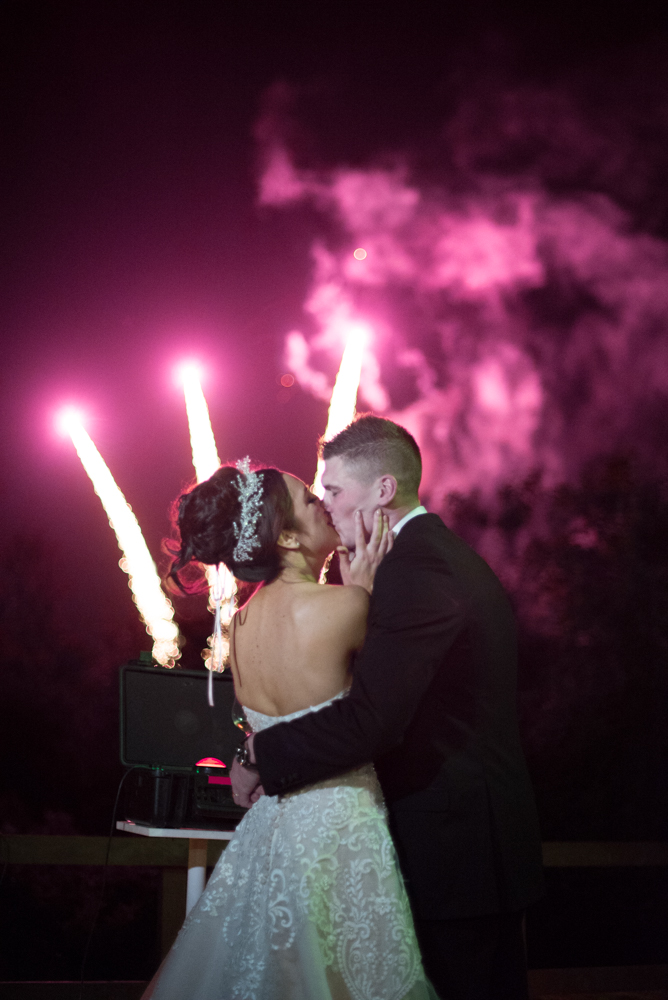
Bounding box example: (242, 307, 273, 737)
(312, 325, 367, 497)
(182, 366, 221, 482)
(180, 367, 236, 686)
(61, 412, 180, 666)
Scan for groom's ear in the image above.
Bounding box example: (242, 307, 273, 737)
(277, 530, 300, 550)
(377, 474, 398, 506)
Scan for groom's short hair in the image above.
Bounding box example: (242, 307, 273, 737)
(321, 415, 422, 500)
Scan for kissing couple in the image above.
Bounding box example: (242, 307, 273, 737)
(143, 414, 544, 1000)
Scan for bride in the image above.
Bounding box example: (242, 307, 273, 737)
(143, 461, 437, 1000)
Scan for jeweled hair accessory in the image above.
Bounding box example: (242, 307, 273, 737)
(232, 456, 264, 563)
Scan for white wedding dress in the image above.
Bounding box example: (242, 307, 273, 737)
(144, 694, 437, 1000)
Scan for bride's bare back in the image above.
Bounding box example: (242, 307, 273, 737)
(229, 578, 369, 717)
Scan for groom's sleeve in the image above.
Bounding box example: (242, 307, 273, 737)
(254, 540, 466, 796)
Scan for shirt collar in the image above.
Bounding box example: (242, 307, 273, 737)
(392, 505, 428, 536)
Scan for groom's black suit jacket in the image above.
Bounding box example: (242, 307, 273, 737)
(254, 513, 544, 919)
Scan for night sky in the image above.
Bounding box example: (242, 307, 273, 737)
(2, 0, 668, 842)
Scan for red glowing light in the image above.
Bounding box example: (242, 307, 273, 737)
(353, 248, 367, 260)
(196, 757, 226, 767)
(280, 373, 295, 387)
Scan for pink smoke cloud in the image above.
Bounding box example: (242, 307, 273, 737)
(257, 88, 668, 509)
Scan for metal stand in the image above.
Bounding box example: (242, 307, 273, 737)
(186, 837, 209, 914)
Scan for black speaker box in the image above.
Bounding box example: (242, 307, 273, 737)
(119, 664, 246, 826)
(120, 664, 243, 770)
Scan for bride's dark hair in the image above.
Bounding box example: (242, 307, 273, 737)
(167, 465, 296, 591)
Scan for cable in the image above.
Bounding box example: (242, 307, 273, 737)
(78, 765, 142, 1000)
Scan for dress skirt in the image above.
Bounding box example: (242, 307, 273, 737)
(142, 699, 437, 1000)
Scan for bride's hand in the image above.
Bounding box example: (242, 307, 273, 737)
(337, 509, 393, 594)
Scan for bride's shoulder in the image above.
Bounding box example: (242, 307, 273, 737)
(321, 581, 368, 606)
(304, 584, 368, 649)
(316, 582, 369, 623)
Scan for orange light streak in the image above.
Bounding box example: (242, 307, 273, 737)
(179, 366, 236, 672)
(312, 324, 367, 497)
(61, 411, 180, 666)
(181, 364, 221, 481)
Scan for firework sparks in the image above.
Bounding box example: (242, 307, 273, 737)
(59, 408, 180, 666)
(180, 363, 222, 481)
(312, 324, 367, 497)
(179, 365, 236, 680)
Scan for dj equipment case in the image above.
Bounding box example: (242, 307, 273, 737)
(119, 664, 246, 827)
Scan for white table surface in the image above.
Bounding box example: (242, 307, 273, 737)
(117, 820, 235, 839)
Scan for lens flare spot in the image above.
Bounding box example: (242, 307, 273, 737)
(353, 248, 367, 260)
(280, 373, 295, 387)
(475, 362, 512, 414)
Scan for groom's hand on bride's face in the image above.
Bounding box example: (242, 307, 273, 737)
(337, 508, 393, 593)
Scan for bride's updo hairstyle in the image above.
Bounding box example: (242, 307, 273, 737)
(168, 465, 296, 590)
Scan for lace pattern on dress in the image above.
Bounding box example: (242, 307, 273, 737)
(150, 694, 434, 1000)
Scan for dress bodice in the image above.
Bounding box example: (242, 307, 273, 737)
(242, 690, 347, 734)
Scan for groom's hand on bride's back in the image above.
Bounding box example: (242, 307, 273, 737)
(337, 508, 393, 594)
(230, 758, 264, 808)
(230, 737, 264, 808)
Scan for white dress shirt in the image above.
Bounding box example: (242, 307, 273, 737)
(392, 505, 428, 537)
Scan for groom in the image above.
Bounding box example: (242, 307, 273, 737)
(231, 415, 544, 999)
